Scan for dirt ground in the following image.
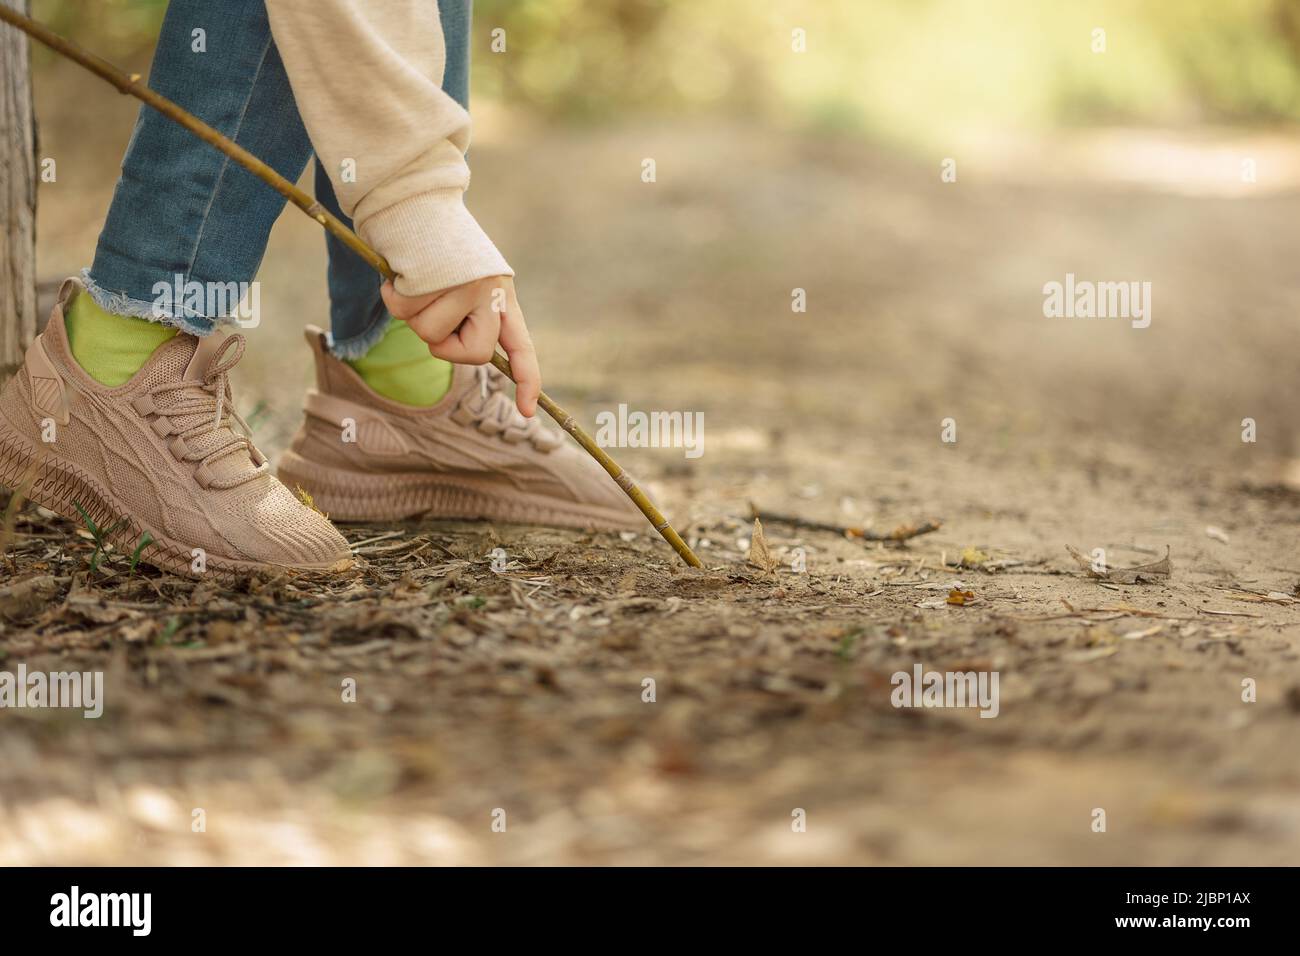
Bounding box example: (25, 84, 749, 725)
(3, 63, 1300, 862)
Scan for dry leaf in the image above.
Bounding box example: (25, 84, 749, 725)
(1065, 544, 1172, 584)
(947, 588, 976, 606)
(0, 574, 63, 622)
(746, 518, 778, 574)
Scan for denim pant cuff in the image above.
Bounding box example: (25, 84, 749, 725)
(80, 268, 225, 337)
(325, 312, 391, 360)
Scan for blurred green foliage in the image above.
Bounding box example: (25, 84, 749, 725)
(31, 0, 167, 60)
(474, 0, 1300, 146)
(28, 0, 1300, 148)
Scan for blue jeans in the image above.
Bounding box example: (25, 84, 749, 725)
(84, 0, 472, 359)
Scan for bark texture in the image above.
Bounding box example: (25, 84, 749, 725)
(0, 0, 37, 382)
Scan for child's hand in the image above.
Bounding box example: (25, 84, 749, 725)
(381, 276, 540, 417)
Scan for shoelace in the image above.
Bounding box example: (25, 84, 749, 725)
(454, 365, 561, 451)
(143, 334, 266, 489)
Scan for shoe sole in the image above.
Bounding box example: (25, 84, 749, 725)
(278, 449, 644, 530)
(0, 421, 353, 583)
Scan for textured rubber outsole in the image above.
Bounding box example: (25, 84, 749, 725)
(0, 422, 353, 583)
(278, 449, 643, 530)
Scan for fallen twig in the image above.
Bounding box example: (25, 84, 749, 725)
(748, 504, 941, 543)
(1010, 602, 1255, 624)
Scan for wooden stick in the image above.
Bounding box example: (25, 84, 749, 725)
(0, 5, 702, 569)
(748, 503, 942, 543)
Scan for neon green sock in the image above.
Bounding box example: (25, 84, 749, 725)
(347, 316, 453, 407)
(64, 291, 178, 387)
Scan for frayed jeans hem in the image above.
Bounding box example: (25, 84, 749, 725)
(80, 268, 232, 337)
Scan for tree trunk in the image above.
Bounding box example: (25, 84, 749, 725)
(0, 0, 37, 383)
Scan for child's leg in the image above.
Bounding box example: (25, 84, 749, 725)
(278, 0, 637, 530)
(76, 0, 313, 378)
(315, 0, 472, 405)
(0, 0, 350, 577)
(313, 164, 453, 407)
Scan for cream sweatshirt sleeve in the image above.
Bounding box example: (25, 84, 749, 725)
(265, 0, 511, 296)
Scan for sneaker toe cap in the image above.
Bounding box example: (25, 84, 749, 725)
(229, 478, 352, 569)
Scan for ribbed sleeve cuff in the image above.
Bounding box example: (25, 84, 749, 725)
(358, 188, 513, 296)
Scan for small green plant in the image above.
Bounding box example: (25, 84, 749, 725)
(72, 500, 127, 573)
(129, 531, 154, 572)
(157, 616, 183, 645)
(836, 628, 863, 661)
(244, 399, 270, 431)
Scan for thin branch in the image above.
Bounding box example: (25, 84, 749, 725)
(748, 503, 942, 544)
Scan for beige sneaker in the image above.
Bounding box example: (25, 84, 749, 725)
(0, 279, 352, 582)
(278, 326, 643, 529)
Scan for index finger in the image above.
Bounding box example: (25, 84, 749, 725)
(498, 303, 540, 417)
